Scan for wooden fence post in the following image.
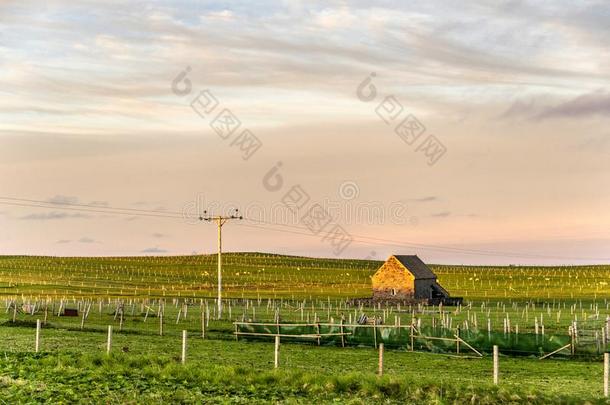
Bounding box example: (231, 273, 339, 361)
(201, 309, 206, 339)
(274, 335, 280, 369)
(373, 324, 378, 349)
(604, 353, 610, 398)
(80, 308, 86, 330)
(106, 325, 112, 355)
(35, 319, 41, 353)
(176, 307, 182, 324)
(181, 330, 187, 365)
(410, 323, 414, 351)
(378, 343, 384, 376)
(159, 312, 163, 336)
(493, 345, 499, 385)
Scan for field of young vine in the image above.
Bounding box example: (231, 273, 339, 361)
(1, 253, 608, 301)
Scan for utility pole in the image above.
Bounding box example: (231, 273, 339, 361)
(199, 209, 242, 318)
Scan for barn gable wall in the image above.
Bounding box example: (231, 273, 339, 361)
(371, 256, 415, 299)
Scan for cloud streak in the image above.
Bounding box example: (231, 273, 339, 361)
(141, 247, 168, 253)
(536, 91, 610, 120)
(45, 195, 79, 205)
(19, 211, 91, 220)
(431, 211, 451, 218)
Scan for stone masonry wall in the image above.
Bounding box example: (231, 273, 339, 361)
(371, 256, 414, 299)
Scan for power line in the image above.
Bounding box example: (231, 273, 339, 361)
(0, 197, 184, 217)
(0, 196, 608, 262)
(0, 200, 183, 219)
(0, 196, 588, 259)
(235, 221, 610, 262)
(0, 197, 606, 261)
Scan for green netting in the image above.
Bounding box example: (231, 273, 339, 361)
(236, 323, 573, 356)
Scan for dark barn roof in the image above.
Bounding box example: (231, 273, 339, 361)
(393, 255, 437, 279)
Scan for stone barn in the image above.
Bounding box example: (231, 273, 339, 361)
(372, 255, 451, 301)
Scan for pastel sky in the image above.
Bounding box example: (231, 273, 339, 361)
(1, 0, 609, 265)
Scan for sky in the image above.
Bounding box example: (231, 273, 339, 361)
(0, 0, 609, 265)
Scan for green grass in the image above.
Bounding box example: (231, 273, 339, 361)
(1, 326, 608, 404)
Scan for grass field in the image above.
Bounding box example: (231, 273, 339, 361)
(1, 326, 608, 404)
(1, 253, 610, 403)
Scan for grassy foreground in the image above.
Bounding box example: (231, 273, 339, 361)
(1, 326, 608, 404)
